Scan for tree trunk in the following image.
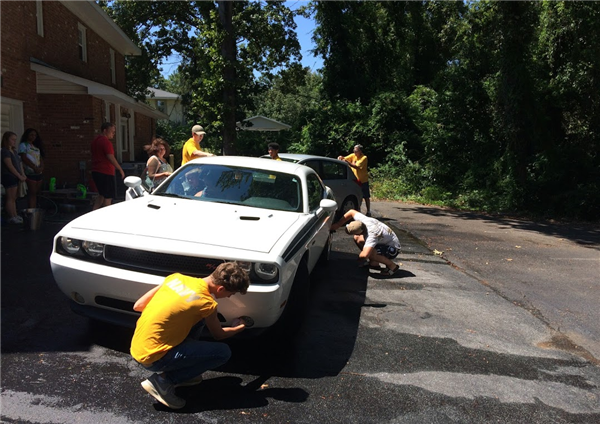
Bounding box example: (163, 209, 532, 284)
(218, 1, 237, 155)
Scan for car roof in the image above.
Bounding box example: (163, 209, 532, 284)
(261, 153, 347, 165)
(184, 155, 314, 176)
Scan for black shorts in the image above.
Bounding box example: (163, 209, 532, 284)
(26, 173, 43, 182)
(1, 172, 19, 189)
(92, 172, 116, 199)
(375, 244, 399, 259)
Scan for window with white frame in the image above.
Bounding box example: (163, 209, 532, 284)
(36, 1, 44, 37)
(77, 23, 87, 62)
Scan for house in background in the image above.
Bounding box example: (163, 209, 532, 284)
(237, 116, 291, 132)
(146, 88, 186, 125)
(1, 0, 166, 188)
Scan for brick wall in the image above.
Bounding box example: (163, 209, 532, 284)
(1, 1, 155, 188)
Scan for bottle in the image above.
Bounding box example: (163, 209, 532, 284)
(49, 177, 56, 193)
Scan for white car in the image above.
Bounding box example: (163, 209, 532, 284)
(262, 154, 363, 219)
(50, 156, 338, 335)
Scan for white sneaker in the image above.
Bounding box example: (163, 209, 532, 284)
(8, 216, 22, 224)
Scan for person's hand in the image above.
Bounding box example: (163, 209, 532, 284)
(231, 317, 246, 327)
(337, 156, 345, 161)
(119, 169, 125, 179)
(19, 174, 27, 182)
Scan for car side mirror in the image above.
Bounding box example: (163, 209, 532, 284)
(124, 176, 143, 188)
(319, 198, 338, 212)
(124, 176, 146, 200)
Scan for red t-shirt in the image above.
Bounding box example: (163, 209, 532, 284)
(91, 135, 115, 175)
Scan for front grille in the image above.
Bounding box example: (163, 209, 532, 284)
(104, 245, 225, 278)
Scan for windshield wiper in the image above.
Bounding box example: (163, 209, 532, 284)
(154, 192, 187, 199)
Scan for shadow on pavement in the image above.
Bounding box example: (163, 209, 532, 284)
(391, 205, 600, 249)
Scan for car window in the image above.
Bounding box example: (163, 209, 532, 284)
(302, 160, 322, 178)
(322, 161, 346, 180)
(154, 164, 302, 212)
(307, 173, 325, 211)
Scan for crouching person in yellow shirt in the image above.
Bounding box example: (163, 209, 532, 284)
(130, 262, 250, 409)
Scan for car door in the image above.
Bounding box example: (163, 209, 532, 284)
(305, 173, 332, 272)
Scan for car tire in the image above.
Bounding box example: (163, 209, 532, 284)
(269, 259, 310, 339)
(337, 195, 359, 220)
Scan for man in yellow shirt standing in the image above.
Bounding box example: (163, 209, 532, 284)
(338, 144, 371, 216)
(131, 263, 250, 409)
(181, 124, 215, 166)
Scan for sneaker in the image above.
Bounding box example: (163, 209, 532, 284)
(366, 211, 372, 217)
(381, 265, 400, 277)
(8, 216, 22, 224)
(141, 373, 186, 409)
(174, 374, 203, 388)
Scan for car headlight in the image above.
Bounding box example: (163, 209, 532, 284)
(60, 237, 82, 255)
(82, 241, 105, 258)
(254, 263, 279, 281)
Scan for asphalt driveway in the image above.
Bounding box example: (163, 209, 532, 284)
(1, 201, 599, 423)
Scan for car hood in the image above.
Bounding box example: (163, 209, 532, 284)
(66, 197, 301, 254)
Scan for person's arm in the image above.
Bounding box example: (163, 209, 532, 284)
(205, 310, 245, 340)
(19, 152, 42, 174)
(354, 156, 367, 171)
(106, 153, 125, 179)
(133, 284, 162, 312)
(146, 157, 161, 178)
(3, 156, 27, 181)
(330, 209, 358, 231)
(192, 149, 215, 158)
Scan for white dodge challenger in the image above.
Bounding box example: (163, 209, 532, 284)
(50, 156, 338, 335)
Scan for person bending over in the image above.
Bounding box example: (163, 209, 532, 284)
(331, 209, 401, 276)
(131, 262, 250, 409)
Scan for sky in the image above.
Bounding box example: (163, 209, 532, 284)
(159, 1, 323, 77)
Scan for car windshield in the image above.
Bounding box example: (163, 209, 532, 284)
(153, 163, 302, 212)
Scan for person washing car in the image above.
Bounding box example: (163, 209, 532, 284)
(331, 209, 401, 276)
(131, 262, 250, 409)
(181, 125, 215, 166)
(338, 144, 371, 216)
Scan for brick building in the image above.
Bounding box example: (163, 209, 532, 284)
(1, 1, 166, 189)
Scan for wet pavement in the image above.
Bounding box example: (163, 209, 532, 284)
(1, 201, 599, 423)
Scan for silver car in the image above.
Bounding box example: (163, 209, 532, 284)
(262, 154, 363, 219)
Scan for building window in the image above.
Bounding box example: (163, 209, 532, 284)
(157, 100, 166, 113)
(110, 49, 116, 84)
(36, 1, 44, 37)
(77, 23, 87, 62)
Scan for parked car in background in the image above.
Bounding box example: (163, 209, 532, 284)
(50, 156, 338, 336)
(262, 154, 363, 219)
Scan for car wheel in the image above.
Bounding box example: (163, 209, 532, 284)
(269, 259, 310, 339)
(336, 196, 359, 220)
(317, 231, 332, 267)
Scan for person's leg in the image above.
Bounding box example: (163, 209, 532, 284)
(92, 194, 105, 210)
(5, 186, 18, 218)
(102, 197, 113, 207)
(362, 182, 371, 215)
(26, 178, 38, 208)
(145, 339, 231, 385)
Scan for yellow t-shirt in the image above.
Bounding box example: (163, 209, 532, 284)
(130, 273, 217, 365)
(181, 138, 201, 166)
(344, 153, 368, 183)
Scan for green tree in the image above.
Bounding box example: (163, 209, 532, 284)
(101, 1, 302, 154)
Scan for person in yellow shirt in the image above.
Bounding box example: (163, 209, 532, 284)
(181, 125, 215, 166)
(338, 144, 371, 216)
(268, 142, 282, 160)
(131, 262, 250, 409)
